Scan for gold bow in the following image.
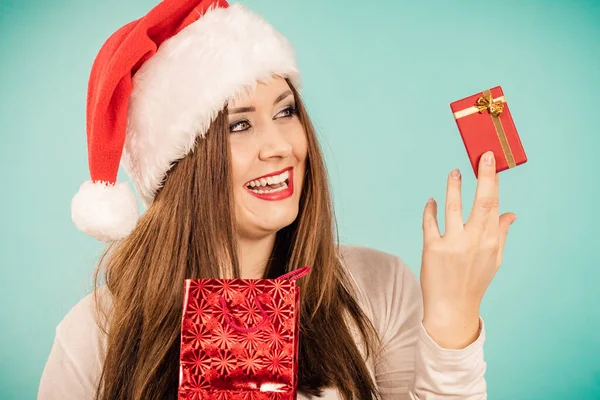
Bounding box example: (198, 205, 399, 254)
(453, 89, 516, 168)
(476, 92, 504, 117)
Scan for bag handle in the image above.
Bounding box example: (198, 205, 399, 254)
(277, 266, 311, 281)
(219, 266, 311, 333)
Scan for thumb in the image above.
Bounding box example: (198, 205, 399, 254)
(496, 213, 517, 269)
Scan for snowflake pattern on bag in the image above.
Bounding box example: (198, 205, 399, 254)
(178, 272, 305, 400)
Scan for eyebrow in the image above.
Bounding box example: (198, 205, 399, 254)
(273, 90, 293, 105)
(228, 90, 293, 114)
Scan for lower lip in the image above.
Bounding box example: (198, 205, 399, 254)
(245, 169, 294, 201)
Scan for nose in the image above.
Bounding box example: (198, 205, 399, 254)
(258, 123, 293, 161)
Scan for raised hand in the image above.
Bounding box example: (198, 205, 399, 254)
(420, 150, 518, 349)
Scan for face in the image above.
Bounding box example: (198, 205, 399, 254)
(227, 77, 308, 240)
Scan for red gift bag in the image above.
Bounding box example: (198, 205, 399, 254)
(178, 266, 310, 400)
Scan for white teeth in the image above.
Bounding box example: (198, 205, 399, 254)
(272, 170, 289, 184)
(248, 182, 288, 194)
(246, 170, 290, 189)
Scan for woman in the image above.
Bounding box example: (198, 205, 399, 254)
(38, 1, 517, 399)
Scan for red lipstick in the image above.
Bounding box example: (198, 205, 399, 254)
(245, 166, 294, 201)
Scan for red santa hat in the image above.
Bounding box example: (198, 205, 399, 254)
(71, 0, 301, 242)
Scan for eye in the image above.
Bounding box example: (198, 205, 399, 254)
(275, 105, 297, 119)
(229, 120, 251, 133)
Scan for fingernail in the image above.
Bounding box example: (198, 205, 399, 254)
(427, 197, 434, 205)
(451, 168, 461, 180)
(484, 151, 494, 165)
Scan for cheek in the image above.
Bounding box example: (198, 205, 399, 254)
(289, 127, 308, 195)
(229, 139, 255, 185)
(292, 126, 309, 164)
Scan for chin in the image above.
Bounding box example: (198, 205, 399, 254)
(258, 209, 299, 234)
(238, 207, 299, 239)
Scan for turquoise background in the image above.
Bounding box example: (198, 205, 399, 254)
(1, 0, 599, 398)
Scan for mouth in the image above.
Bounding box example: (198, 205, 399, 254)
(244, 167, 294, 200)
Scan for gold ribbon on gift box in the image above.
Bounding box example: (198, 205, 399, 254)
(453, 89, 516, 168)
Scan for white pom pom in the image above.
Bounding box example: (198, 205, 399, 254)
(71, 180, 139, 242)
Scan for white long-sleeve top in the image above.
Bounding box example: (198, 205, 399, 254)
(38, 245, 487, 399)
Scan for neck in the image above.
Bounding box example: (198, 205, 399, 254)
(236, 233, 276, 279)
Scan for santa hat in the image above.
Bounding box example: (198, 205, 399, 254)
(71, 0, 301, 242)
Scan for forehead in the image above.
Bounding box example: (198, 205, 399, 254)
(228, 76, 292, 107)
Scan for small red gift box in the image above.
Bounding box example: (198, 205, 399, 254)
(450, 86, 527, 177)
(178, 267, 310, 400)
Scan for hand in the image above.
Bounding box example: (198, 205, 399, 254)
(420, 150, 517, 349)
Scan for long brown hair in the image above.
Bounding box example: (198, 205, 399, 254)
(92, 81, 383, 400)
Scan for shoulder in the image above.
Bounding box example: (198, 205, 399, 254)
(337, 245, 423, 340)
(55, 285, 112, 366)
(338, 244, 419, 293)
(39, 286, 113, 399)
(338, 244, 404, 269)
(57, 285, 111, 335)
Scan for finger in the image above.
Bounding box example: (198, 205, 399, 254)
(445, 168, 464, 235)
(422, 197, 441, 244)
(484, 171, 500, 238)
(466, 150, 498, 235)
(496, 212, 517, 268)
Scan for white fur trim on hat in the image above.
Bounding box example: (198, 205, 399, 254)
(123, 3, 301, 207)
(71, 181, 139, 242)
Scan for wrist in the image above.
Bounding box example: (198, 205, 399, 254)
(422, 305, 481, 349)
